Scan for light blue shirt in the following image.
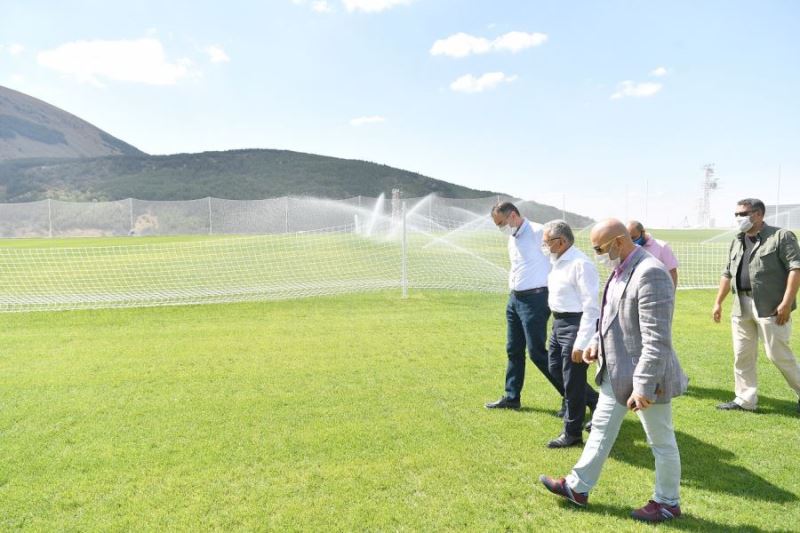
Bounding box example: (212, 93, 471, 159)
(507, 219, 550, 291)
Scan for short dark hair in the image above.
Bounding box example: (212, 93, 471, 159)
(629, 220, 644, 234)
(737, 198, 765, 216)
(491, 202, 520, 217)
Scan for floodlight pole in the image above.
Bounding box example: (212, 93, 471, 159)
(401, 201, 408, 299)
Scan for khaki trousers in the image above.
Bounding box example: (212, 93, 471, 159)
(731, 295, 800, 409)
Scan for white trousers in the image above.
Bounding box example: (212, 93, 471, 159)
(731, 295, 800, 410)
(566, 378, 681, 506)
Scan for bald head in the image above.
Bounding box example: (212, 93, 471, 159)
(627, 220, 646, 242)
(590, 218, 635, 261)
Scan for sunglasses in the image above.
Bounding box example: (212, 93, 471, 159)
(734, 210, 752, 217)
(592, 235, 624, 254)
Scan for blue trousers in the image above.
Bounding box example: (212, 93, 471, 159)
(504, 290, 556, 400)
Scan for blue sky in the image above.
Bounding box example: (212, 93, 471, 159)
(1, 0, 798, 228)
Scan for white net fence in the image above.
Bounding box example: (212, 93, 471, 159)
(0, 195, 734, 312)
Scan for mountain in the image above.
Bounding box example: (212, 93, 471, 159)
(0, 85, 144, 160)
(0, 86, 594, 227)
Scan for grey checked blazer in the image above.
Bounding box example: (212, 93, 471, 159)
(592, 247, 689, 405)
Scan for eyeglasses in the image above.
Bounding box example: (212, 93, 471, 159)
(734, 210, 752, 217)
(544, 237, 562, 244)
(592, 235, 624, 254)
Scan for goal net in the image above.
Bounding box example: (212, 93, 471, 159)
(0, 195, 735, 312)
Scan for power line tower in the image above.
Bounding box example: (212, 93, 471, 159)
(697, 163, 719, 227)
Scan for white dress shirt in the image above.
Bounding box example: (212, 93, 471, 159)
(507, 219, 551, 291)
(547, 244, 600, 351)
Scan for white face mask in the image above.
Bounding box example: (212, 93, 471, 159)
(736, 215, 754, 233)
(541, 245, 559, 262)
(596, 252, 621, 270)
(499, 224, 515, 237)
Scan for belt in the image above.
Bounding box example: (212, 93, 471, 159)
(737, 289, 753, 296)
(512, 287, 547, 296)
(553, 311, 582, 319)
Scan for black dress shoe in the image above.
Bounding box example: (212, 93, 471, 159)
(547, 433, 583, 448)
(716, 400, 755, 412)
(485, 396, 520, 410)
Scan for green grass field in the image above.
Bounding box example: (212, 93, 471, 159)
(2, 289, 799, 531)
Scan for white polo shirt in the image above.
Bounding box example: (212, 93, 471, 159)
(547, 244, 600, 351)
(507, 219, 550, 291)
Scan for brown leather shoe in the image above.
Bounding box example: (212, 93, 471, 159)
(539, 475, 588, 507)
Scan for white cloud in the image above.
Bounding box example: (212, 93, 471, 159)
(650, 66, 668, 77)
(10, 73, 24, 84)
(610, 80, 663, 99)
(430, 31, 547, 58)
(450, 72, 517, 94)
(37, 38, 195, 86)
(7, 43, 24, 56)
(342, 0, 413, 13)
(492, 31, 547, 53)
(350, 115, 386, 126)
(312, 1, 334, 12)
(205, 45, 230, 64)
(430, 33, 491, 58)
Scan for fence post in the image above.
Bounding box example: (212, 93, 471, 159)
(47, 198, 53, 238)
(285, 196, 290, 233)
(401, 201, 408, 299)
(207, 197, 213, 235)
(129, 198, 134, 234)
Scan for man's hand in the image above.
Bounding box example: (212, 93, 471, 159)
(626, 392, 652, 412)
(775, 301, 792, 325)
(571, 349, 584, 363)
(582, 344, 599, 364)
(712, 302, 723, 323)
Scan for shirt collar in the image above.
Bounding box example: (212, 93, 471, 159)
(555, 244, 577, 264)
(513, 218, 529, 238)
(612, 247, 638, 278)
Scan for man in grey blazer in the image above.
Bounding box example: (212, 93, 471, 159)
(539, 219, 689, 523)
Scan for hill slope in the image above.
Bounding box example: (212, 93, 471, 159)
(0, 149, 594, 226)
(0, 85, 144, 160)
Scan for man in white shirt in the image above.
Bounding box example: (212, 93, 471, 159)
(485, 202, 560, 410)
(540, 220, 600, 448)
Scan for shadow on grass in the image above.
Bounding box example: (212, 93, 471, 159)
(684, 384, 800, 417)
(549, 500, 786, 532)
(609, 422, 797, 503)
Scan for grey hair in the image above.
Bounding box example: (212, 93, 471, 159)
(542, 219, 574, 245)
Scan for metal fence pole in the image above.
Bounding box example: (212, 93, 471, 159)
(47, 198, 53, 238)
(401, 201, 408, 299)
(207, 197, 213, 235)
(129, 198, 134, 234)
(285, 196, 290, 233)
